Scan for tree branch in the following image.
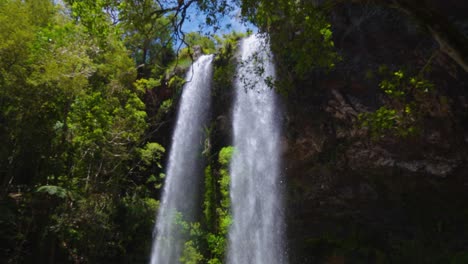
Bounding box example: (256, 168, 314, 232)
(329, 0, 468, 72)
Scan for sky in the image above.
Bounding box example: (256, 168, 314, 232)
(180, 4, 256, 36)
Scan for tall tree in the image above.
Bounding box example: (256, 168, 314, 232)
(119, 0, 175, 77)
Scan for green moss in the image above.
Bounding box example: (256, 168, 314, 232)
(201, 146, 235, 262)
(218, 146, 234, 166)
(218, 146, 233, 226)
(203, 165, 215, 228)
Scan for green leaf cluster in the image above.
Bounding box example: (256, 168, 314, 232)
(359, 107, 417, 139)
(36, 185, 71, 199)
(138, 142, 165, 167)
(359, 67, 440, 139)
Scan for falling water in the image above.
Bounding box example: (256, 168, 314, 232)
(227, 34, 286, 264)
(150, 55, 213, 264)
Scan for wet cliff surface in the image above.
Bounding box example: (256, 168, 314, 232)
(283, 2, 468, 263)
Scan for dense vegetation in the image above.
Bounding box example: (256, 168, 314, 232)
(0, 1, 166, 262)
(0, 0, 240, 262)
(1, 0, 467, 263)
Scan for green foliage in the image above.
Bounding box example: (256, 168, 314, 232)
(117, 195, 159, 263)
(166, 31, 217, 79)
(218, 173, 231, 215)
(118, 0, 175, 74)
(185, 32, 217, 54)
(186, 146, 235, 263)
(359, 67, 440, 139)
(134, 78, 162, 94)
(203, 166, 215, 227)
(168, 75, 187, 95)
(207, 146, 234, 261)
(0, 1, 166, 262)
(169, 31, 239, 88)
(180, 240, 204, 264)
(213, 32, 245, 93)
(359, 107, 417, 139)
(138, 142, 166, 189)
(378, 69, 434, 98)
(239, 0, 339, 91)
(138, 142, 165, 167)
(156, 99, 174, 120)
(66, 0, 117, 42)
(172, 214, 205, 264)
(168, 57, 194, 75)
(36, 185, 71, 199)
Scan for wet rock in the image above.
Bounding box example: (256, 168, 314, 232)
(425, 162, 455, 177)
(346, 143, 395, 170)
(325, 89, 359, 122)
(397, 160, 425, 172)
(288, 125, 326, 162)
(192, 45, 203, 60)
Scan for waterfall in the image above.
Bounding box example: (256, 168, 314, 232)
(227, 34, 286, 264)
(150, 55, 213, 264)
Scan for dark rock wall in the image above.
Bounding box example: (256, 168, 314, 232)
(283, 2, 468, 263)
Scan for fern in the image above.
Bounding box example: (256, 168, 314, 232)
(36, 185, 69, 199)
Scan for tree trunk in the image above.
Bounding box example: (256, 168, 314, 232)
(394, 0, 468, 72)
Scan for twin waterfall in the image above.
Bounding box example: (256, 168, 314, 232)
(150, 35, 286, 264)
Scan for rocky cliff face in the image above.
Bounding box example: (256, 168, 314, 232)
(283, 2, 468, 263)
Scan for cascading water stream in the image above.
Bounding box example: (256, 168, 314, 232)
(227, 34, 286, 264)
(150, 55, 213, 264)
